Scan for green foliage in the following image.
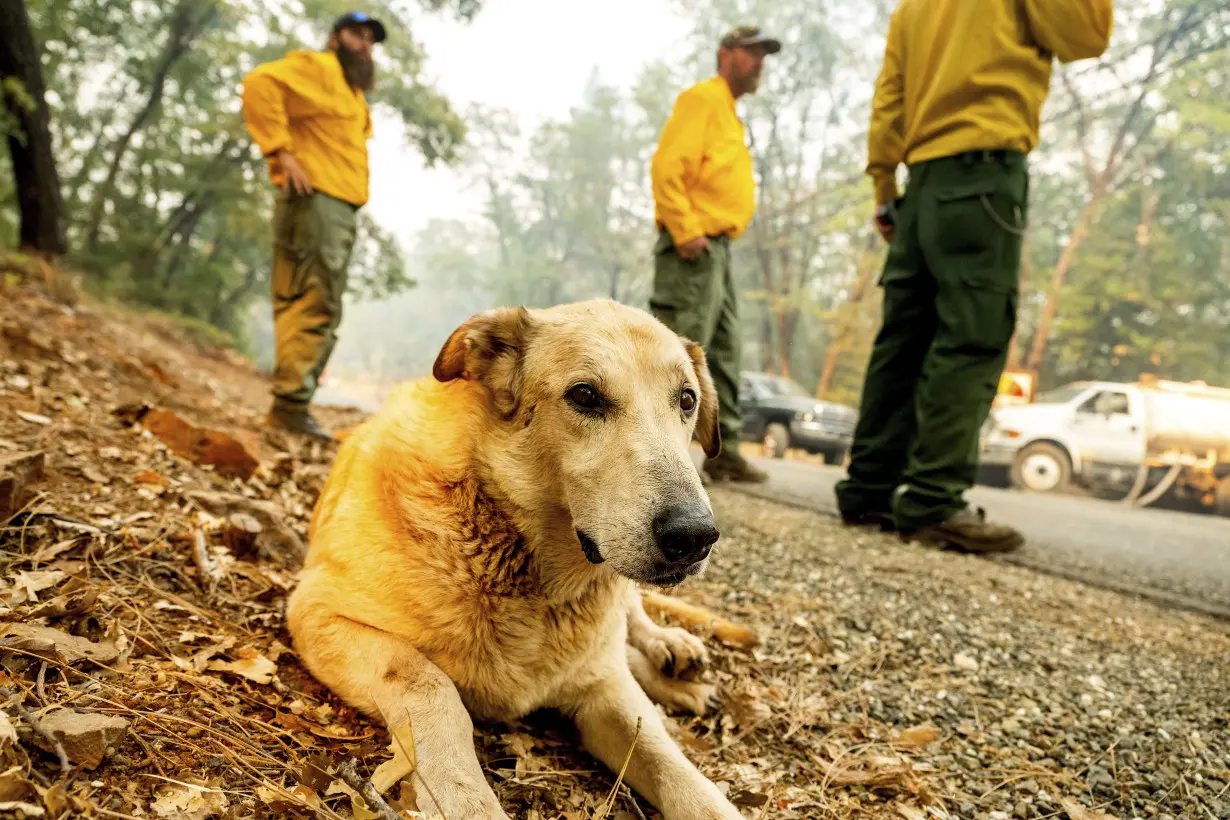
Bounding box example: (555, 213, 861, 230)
(0, 0, 477, 342)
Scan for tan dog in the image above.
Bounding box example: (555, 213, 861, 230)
(286, 299, 746, 819)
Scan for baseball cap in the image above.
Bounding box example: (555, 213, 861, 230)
(333, 10, 387, 43)
(719, 25, 781, 54)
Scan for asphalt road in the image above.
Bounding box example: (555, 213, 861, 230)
(713, 454, 1230, 620)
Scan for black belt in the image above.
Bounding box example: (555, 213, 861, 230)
(953, 148, 1024, 165)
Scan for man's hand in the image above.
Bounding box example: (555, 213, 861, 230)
(677, 236, 710, 261)
(873, 202, 896, 244)
(277, 149, 313, 196)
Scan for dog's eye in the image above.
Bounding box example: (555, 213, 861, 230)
(566, 383, 605, 413)
(680, 388, 698, 415)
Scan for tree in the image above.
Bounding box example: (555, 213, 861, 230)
(1024, 0, 1230, 373)
(0, 0, 66, 256)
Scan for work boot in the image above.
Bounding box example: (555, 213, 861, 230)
(703, 451, 769, 484)
(899, 506, 1023, 554)
(266, 403, 334, 442)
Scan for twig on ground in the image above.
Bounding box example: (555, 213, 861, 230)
(594, 716, 641, 820)
(192, 529, 222, 595)
(338, 757, 403, 820)
(620, 784, 649, 820)
(2, 686, 72, 773)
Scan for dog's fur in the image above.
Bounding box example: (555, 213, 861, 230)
(286, 299, 746, 819)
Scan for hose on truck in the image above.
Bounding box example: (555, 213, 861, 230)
(1120, 462, 1184, 508)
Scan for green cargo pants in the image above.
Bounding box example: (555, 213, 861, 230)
(648, 229, 743, 448)
(270, 191, 357, 409)
(835, 150, 1028, 530)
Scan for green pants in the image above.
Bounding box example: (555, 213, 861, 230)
(835, 150, 1028, 530)
(270, 191, 358, 408)
(647, 229, 743, 449)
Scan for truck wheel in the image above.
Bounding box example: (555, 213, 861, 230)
(1216, 477, 1230, 517)
(763, 423, 790, 459)
(1010, 442, 1072, 494)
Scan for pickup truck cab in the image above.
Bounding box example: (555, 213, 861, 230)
(738, 371, 857, 463)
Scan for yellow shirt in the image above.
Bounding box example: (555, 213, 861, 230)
(868, 0, 1114, 204)
(651, 76, 757, 247)
(242, 50, 373, 207)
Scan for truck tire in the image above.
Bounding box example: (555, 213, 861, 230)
(763, 423, 789, 459)
(1216, 476, 1230, 517)
(1010, 442, 1072, 495)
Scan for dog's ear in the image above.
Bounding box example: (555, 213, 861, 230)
(683, 338, 721, 459)
(433, 306, 534, 417)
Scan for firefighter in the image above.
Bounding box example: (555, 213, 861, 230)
(241, 11, 385, 440)
(649, 25, 781, 483)
(835, 0, 1113, 552)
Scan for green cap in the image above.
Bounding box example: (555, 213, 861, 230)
(719, 25, 782, 54)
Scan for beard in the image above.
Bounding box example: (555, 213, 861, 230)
(736, 68, 762, 96)
(337, 42, 376, 91)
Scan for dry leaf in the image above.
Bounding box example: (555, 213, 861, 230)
(0, 623, 119, 665)
(16, 411, 51, 426)
(206, 648, 276, 685)
(371, 721, 418, 794)
(895, 805, 927, 820)
(0, 801, 45, 818)
(894, 725, 940, 747)
(1061, 797, 1120, 820)
(150, 780, 229, 819)
(0, 709, 18, 746)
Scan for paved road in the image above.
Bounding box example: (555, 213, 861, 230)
(711, 455, 1230, 619)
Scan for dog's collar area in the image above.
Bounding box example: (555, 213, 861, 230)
(576, 529, 604, 564)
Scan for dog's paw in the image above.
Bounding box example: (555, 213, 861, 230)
(664, 679, 721, 717)
(640, 626, 709, 682)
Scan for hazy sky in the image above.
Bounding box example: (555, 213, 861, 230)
(363, 0, 694, 253)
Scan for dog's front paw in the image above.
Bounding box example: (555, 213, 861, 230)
(641, 626, 709, 681)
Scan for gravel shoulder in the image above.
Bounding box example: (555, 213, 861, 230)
(688, 487, 1230, 819)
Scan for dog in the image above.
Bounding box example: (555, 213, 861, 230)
(285, 299, 747, 819)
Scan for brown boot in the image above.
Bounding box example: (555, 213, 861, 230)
(899, 507, 1023, 554)
(703, 451, 769, 484)
(266, 403, 334, 442)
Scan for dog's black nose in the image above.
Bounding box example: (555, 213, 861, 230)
(653, 503, 720, 564)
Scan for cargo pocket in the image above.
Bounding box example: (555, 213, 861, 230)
(929, 171, 1026, 295)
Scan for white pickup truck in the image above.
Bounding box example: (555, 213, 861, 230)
(979, 378, 1230, 516)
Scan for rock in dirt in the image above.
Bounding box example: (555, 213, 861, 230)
(187, 491, 305, 562)
(0, 623, 119, 666)
(29, 709, 130, 770)
(0, 451, 45, 521)
(138, 408, 262, 480)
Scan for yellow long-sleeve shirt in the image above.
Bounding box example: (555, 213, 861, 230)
(868, 0, 1114, 205)
(242, 50, 373, 207)
(651, 76, 757, 247)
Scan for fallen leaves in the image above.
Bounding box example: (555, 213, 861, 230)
(1061, 797, 1121, 820)
(893, 726, 940, 748)
(27, 710, 130, 770)
(205, 647, 277, 685)
(0, 450, 44, 520)
(150, 779, 229, 819)
(0, 623, 119, 666)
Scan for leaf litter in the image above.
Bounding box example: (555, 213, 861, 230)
(0, 283, 1226, 819)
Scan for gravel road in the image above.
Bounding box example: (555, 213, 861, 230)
(709, 454, 1230, 619)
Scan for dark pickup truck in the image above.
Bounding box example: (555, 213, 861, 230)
(739, 371, 858, 463)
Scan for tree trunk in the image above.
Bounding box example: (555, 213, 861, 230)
(816, 235, 879, 399)
(0, 0, 67, 256)
(83, 0, 218, 252)
(1024, 198, 1098, 371)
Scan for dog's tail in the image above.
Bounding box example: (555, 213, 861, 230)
(640, 590, 760, 650)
